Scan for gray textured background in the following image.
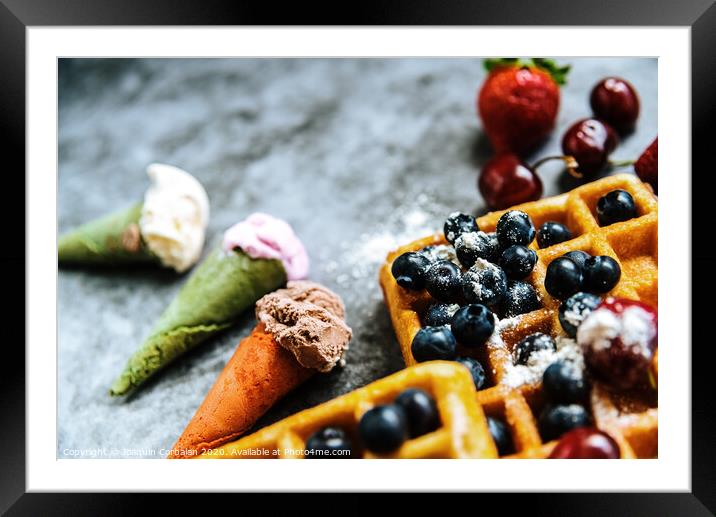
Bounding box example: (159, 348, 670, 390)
(58, 58, 657, 458)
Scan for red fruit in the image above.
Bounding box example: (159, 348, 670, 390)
(577, 297, 657, 390)
(549, 428, 620, 459)
(561, 118, 619, 177)
(478, 64, 561, 156)
(590, 77, 640, 134)
(634, 137, 658, 193)
(478, 153, 543, 210)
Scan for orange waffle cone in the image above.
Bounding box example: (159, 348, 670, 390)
(169, 325, 314, 458)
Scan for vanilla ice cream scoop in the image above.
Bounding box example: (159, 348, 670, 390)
(139, 163, 210, 273)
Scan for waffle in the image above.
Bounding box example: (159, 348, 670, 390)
(196, 361, 498, 459)
(379, 174, 657, 458)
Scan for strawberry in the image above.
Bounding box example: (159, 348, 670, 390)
(478, 58, 569, 156)
(634, 137, 658, 193)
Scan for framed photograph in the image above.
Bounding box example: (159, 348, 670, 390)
(4, 0, 713, 513)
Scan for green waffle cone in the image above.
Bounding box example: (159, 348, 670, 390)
(109, 247, 287, 397)
(58, 203, 156, 265)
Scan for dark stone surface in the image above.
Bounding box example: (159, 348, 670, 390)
(57, 58, 656, 458)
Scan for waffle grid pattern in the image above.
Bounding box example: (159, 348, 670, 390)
(378, 174, 657, 458)
(199, 361, 498, 459)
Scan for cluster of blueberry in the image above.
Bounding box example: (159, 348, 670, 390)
(535, 339, 592, 442)
(392, 209, 548, 375)
(544, 189, 637, 300)
(303, 388, 440, 457)
(386, 188, 647, 455)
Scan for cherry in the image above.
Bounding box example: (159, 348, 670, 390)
(634, 137, 658, 193)
(561, 118, 619, 178)
(577, 297, 657, 390)
(548, 427, 620, 459)
(478, 153, 543, 210)
(590, 77, 640, 134)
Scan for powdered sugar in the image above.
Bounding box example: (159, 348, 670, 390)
(620, 306, 658, 358)
(577, 306, 655, 359)
(462, 258, 507, 305)
(502, 336, 585, 388)
(563, 303, 591, 328)
(420, 244, 459, 266)
(444, 211, 462, 243)
(485, 315, 522, 350)
(576, 308, 621, 352)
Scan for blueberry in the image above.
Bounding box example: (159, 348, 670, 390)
(462, 259, 508, 306)
(425, 259, 463, 302)
(596, 189, 637, 226)
(394, 388, 441, 438)
(499, 245, 538, 280)
(558, 292, 602, 337)
(563, 250, 591, 269)
(455, 231, 501, 267)
(538, 404, 591, 442)
(500, 280, 541, 317)
(411, 326, 458, 362)
(391, 251, 431, 290)
(423, 303, 460, 327)
(583, 256, 621, 293)
(451, 304, 495, 347)
(537, 221, 573, 248)
(444, 212, 479, 245)
(455, 356, 487, 390)
(305, 427, 353, 459)
(496, 210, 536, 248)
(543, 361, 590, 404)
(358, 405, 409, 453)
(513, 333, 557, 365)
(487, 416, 513, 456)
(545, 257, 584, 299)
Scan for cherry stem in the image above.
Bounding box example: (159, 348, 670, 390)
(609, 159, 635, 168)
(531, 155, 582, 178)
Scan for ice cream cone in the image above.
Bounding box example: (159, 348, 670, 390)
(168, 280, 352, 458)
(58, 203, 156, 265)
(168, 326, 314, 458)
(109, 248, 287, 397)
(58, 163, 209, 272)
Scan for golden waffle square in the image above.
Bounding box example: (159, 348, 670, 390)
(379, 174, 657, 458)
(197, 361, 498, 459)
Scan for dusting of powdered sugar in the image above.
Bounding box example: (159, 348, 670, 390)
(420, 244, 460, 266)
(444, 211, 462, 243)
(445, 303, 461, 318)
(576, 307, 620, 351)
(318, 194, 450, 318)
(563, 303, 592, 328)
(576, 305, 657, 360)
(463, 258, 504, 300)
(619, 307, 657, 358)
(455, 231, 490, 252)
(501, 336, 585, 388)
(485, 315, 522, 350)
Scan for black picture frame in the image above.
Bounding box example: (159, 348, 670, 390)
(3, 1, 713, 514)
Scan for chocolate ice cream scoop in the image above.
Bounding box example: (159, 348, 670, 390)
(255, 281, 352, 372)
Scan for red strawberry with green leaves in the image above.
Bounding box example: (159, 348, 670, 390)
(478, 58, 569, 156)
(634, 137, 657, 193)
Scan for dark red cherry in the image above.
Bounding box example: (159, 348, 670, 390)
(478, 153, 543, 210)
(590, 77, 640, 134)
(577, 297, 658, 390)
(634, 137, 658, 193)
(561, 118, 619, 177)
(549, 427, 620, 459)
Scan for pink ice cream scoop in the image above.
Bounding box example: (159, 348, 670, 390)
(222, 213, 309, 281)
